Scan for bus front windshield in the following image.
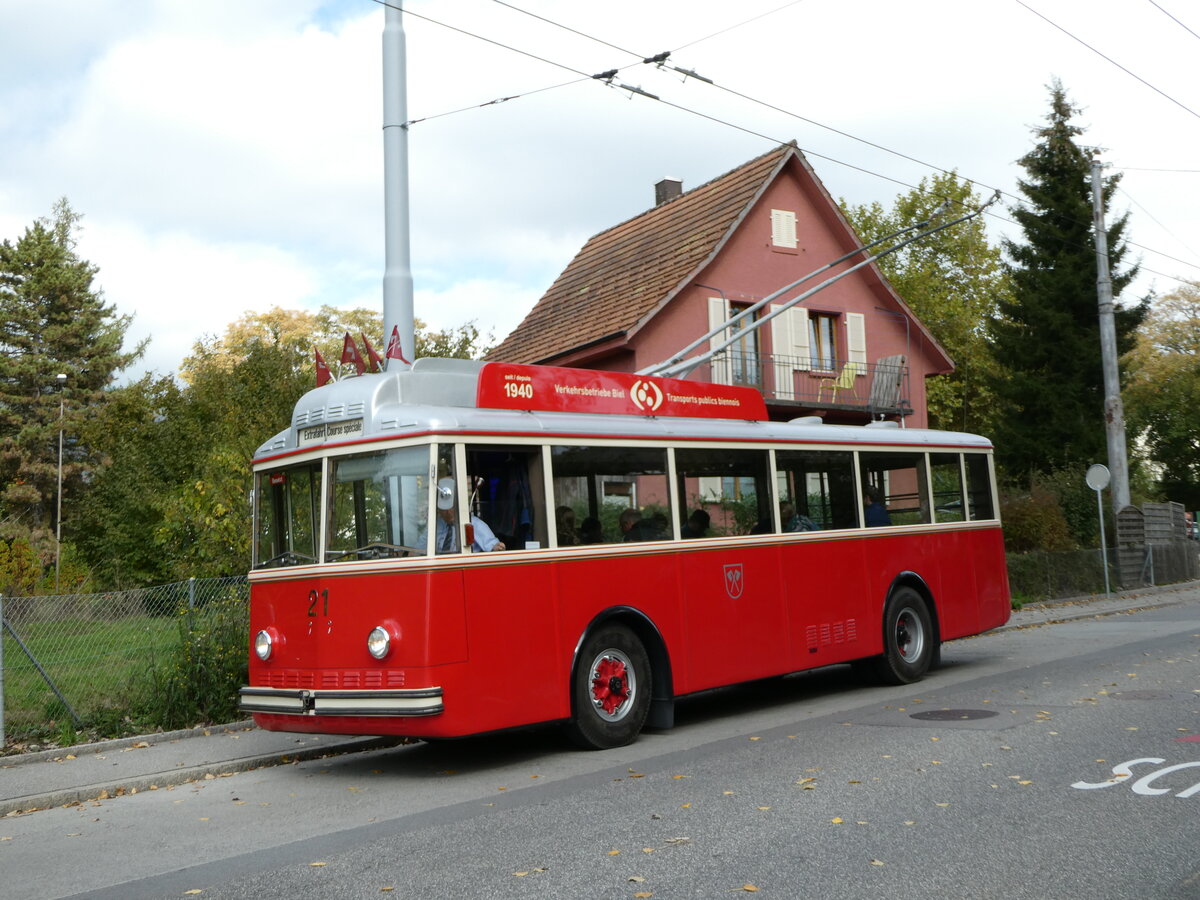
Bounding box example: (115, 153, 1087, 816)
(255, 462, 321, 568)
(326, 445, 430, 560)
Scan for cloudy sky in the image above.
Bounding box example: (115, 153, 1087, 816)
(3, 0, 1198, 380)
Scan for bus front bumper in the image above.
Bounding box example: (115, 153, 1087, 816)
(238, 686, 444, 717)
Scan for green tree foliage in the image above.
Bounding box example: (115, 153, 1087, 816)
(0, 200, 142, 559)
(990, 82, 1148, 479)
(842, 173, 1010, 434)
(76, 306, 490, 586)
(1124, 280, 1200, 509)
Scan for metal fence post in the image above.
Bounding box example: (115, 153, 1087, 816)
(188, 576, 196, 611)
(1, 593, 5, 748)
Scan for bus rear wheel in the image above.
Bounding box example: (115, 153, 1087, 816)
(567, 625, 651, 750)
(872, 587, 933, 685)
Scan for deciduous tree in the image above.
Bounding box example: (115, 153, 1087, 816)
(843, 173, 1010, 434)
(1124, 280, 1200, 509)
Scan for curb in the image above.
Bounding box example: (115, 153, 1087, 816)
(0, 734, 404, 818)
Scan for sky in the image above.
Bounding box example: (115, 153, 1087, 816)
(2, 0, 1198, 381)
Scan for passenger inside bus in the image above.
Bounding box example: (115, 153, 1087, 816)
(619, 507, 659, 542)
(780, 500, 819, 532)
(556, 505, 580, 546)
(682, 509, 710, 538)
(435, 478, 506, 552)
(863, 485, 891, 527)
(579, 516, 603, 544)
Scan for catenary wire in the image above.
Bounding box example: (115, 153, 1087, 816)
(1146, 0, 1200, 43)
(372, 0, 1200, 285)
(1015, 0, 1200, 122)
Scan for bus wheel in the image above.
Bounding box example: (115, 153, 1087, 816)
(567, 625, 651, 750)
(873, 587, 932, 685)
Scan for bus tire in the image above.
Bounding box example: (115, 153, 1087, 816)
(567, 625, 651, 750)
(872, 587, 933, 685)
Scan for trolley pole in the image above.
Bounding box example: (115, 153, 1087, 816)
(1090, 154, 1131, 514)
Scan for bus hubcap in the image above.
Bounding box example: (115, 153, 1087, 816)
(590, 651, 634, 718)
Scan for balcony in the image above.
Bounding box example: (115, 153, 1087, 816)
(691, 352, 911, 420)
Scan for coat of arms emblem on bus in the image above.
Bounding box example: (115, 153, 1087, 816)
(629, 379, 664, 412)
(724, 563, 745, 600)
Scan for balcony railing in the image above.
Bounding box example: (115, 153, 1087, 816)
(690, 352, 911, 417)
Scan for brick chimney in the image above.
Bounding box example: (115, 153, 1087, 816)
(654, 177, 683, 206)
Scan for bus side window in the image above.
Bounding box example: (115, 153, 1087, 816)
(859, 451, 931, 526)
(465, 445, 548, 550)
(965, 453, 995, 520)
(930, 452, 966, 523)
(550, 445, 672, 545)
(774, 449, 857, 531)
(674, 448, 771, 537)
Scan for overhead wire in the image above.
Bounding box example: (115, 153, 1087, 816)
(1146, 0, 1200, 43)
(373, 0, 1200, 285)
(1014, 0, 1200, 123)
(482, 1, 1200, 282)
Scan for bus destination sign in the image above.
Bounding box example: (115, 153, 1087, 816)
(297, 418, 365, 447)
(476, 363, 767, 421)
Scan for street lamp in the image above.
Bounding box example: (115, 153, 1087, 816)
(54, 372, 66, 593)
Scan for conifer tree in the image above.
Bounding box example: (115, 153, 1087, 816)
(0, 199, 142, 556)
(990, 82, 1147, 479)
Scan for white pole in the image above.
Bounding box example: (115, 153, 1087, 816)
(382, 3, 415, 367)
(1090, 155, 1131, 514)
(54, 373, 66, 593)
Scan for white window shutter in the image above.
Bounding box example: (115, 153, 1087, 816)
(708, 296, 731, 385)
(846, 312, 867, 373)
(770, 209, 797, 249)
(769, 305, 794, 399)
(791, 307, 811, 371)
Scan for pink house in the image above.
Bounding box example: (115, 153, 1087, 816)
(489, 143, 952, 428)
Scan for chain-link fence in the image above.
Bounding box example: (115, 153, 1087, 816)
(1, 576, 247, 747)
(1006, 541, 1200, 605)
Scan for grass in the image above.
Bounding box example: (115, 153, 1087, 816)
(1, 615, 180, 739)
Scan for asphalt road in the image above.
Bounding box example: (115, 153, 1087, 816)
(3, 596, 1199, 900)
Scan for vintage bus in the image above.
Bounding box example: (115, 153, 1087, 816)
(239, 358, 1009, 749)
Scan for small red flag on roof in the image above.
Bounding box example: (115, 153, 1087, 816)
(386, 325, 410, 365)
(315, 348, 332, 386)
(341, 332, 366, 376)
(361, 333, 385, 373)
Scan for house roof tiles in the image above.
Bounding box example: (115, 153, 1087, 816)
(489, 143, 792, 365)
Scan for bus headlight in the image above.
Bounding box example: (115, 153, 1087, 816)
(254, 629, 277, 661)
(367, 625, 392, 660)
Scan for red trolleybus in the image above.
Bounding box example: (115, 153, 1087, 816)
(239, 359, 1009, 749)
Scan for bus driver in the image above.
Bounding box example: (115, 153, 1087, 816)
(435, 478, 506, 553)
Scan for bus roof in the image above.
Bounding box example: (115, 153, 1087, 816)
(254, 357, 992, 463)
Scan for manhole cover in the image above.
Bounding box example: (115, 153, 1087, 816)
(909, 708, 1000, 721)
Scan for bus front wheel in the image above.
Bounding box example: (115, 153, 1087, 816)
(567, 625, 651, 750)
(873, 587, 933, 685)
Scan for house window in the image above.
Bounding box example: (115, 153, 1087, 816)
(809, 313, 837, 370)
(770, 209, 797, 249)
(730, 304, 761, 387)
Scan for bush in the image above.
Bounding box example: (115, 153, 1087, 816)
(1000, 484, 1075, 553)
(136, 592, 247, 729)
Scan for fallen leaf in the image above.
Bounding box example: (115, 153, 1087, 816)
(749, 736, 761, 741)
(741, 885, 759, 893)
(310, 862, 327, 867)
(608, 850, 621, 856)
(634, 893, 653, 899)
(831, 817, 843, 824)
(870, 859, 885, 866)
(513, 871, 528, 877)
(380, 888, 394, 893)
(903, 821, 916, 826)
(672, 774, 688, 780)
(629, 876, 646, 883)
(757, 806, 771, 811)
(681, 803, 691, 809)
(184, 891, 203, 896)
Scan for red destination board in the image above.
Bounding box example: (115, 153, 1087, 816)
(476, 363, 767, 421)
